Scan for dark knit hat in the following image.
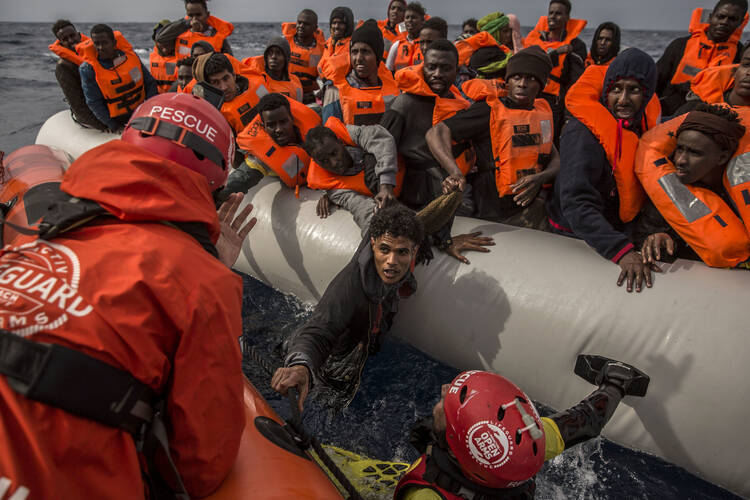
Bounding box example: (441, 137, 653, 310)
(505, 46, 553, 86)
(351, 19, 385, 62)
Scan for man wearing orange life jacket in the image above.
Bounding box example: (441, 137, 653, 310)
(79, 24, 158, 133)
(195, 53, 270, 135)
(386, 2, 426, 72)
(379, 0, 407, 57)
(282, 10, 326, 104)
(408, 17, 449, 72)
(317, 7, 355, 82)
(456, 13, 515, 83)
(585, 22, 620, 68)
(635, 104, 750, 269)
(305, 116, 401, 232)
(220, 93, 320, 200)
(657, 0, 748, 117)
(523, 0, 587, 142)
(321, 20, 400, 126)
(547, 48, 662, 293)
(427, 46, 559, 231)
(242, 37, 304, 102)
(149, 20, 182, 93)
(48, 20, 107, 130)
(175, 0, 233, 58)
(678, 46, 750, 115)
(171, 56, 194, 92)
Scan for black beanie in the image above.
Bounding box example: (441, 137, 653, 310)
(505, 46, 553, 87)
(351, 19, 385, 62)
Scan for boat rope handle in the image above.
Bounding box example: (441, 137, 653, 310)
(244, 342, 364, 500)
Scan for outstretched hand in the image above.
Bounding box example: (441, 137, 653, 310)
(441, 173, 467, 194)
(374, 184, 397, 211)
(271, 365, 311, 413)
(641, 232, 675, 264)
(616, 250, 661, 293)
(511, 173, 545, 207)
(443, 231, 495, 264)
(316, 193, 332, 218)
(216, 193, 257, 268)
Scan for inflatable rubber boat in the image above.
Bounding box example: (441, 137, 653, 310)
(35, 110, 750, 498)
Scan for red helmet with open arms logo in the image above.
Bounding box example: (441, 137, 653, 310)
(443, 370, 546, 489)
(121, 93, 234, 190)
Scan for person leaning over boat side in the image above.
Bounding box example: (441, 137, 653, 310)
(193, 52, 269, 135)
(395, 368, 643, 499)
(79, 24, 158, 133)
(220, 93, 320, 199)
(304, 117, 399, 231)
(386, 2, 426, 72)
(243, 36, 304, 102)
(48, 19, 108, 131)
(586, 22, 620, 67)
(175, 0, 233, 58)
(635, 104, 750, 268)
(282, 9, 326, 104)
(321, 19, 400, 126)
(547, 48, 660, 293)
(0, 93, 254, 500)
(656, 0, 747, 117)
(379, 0, 407, 57)
(427, 46, 559, 231)
(271, 205, 422, 409)
(523, 0, 587, 143)
(317, 6, 355, 82)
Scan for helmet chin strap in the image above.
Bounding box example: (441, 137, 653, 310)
(502, 399, 543, 440)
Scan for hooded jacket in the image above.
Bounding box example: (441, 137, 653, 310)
(587, 22, 621, 66)
(0, 140, 244, 499)
(284, 234, 416, 407)
(318, 7, 356, 80)
(243, 37, 304, 101)
(547, 49, 657, 262)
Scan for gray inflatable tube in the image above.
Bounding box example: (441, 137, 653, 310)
(36, 110, 750, 497)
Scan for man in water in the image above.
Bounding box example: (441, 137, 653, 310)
(657, 0, 747, 116)
(395, 362, 647, 499)
(79, 24, 158, 133)
(271, 205, 422, 409)
(636, 104, 750, 268)
(48, 20, 107, 130)
(175, 0, 234, 58)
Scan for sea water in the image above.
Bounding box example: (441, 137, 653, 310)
(0, 21, 741, 499)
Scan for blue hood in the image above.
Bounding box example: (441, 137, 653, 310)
(600, 48, 657, 125)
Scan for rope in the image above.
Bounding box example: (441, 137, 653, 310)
(245, 343, 364, 500)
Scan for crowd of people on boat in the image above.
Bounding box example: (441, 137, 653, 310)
(0, 0, 748, 498)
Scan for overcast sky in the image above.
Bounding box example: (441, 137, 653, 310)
(2, 0, 737, 31)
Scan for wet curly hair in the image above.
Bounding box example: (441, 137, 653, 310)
(370, 205, 424, 246)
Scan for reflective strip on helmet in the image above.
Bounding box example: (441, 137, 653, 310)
(726, 152, 750, 187)
(281, 155, 301, 180)
(658, 172, 711, 223)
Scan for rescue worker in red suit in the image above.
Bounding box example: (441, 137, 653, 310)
(0, 93, 255, 499)
(395, 360, 649, 499)
(635, 104, 750, 269)
(656, 0, 748, 117)
(48, 19, 108, 130)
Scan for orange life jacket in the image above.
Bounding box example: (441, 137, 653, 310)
(149, 48, 179, 93)
(377, 19, 403, 57)
(176, 15, 234, 58)
(281, 22, 326, 93)
(584, 53, 615, 68)
(464, 85, 554, 197)
(671, 8, 748, 86)
(396, 64, 475, 174)
(318, 36, 351, 81)
(241, 56, 304, 102)
(635, 114, 750, 267)
(48, 34, 91, 66)
(455, 32, 511, 67)
(79, 37, 145, 119)
(392, 35, 420, 72)
(690, 63, 737, 103)
(236, 97, 320, 192)
(332, 62, 400, 125)
(220, 79, 270, 134)
(523, 17, 588, 97)
(565, 64, 663, 222)
(307, 117, 405, 196)
(461, 78, 508, 99)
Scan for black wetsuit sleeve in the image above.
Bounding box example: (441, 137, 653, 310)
(380, 108, 406, 148)
(285, 260, 362, 373)
(442, 101, 492, 142)
(656, 36, 689, 97)
(549, 384, 624, 449)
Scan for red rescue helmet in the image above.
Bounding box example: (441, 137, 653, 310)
(121, 93, 234, 189)
(443, 370, 546, 489)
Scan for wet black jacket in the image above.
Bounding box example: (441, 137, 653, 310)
(284, 236, 416, 403)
